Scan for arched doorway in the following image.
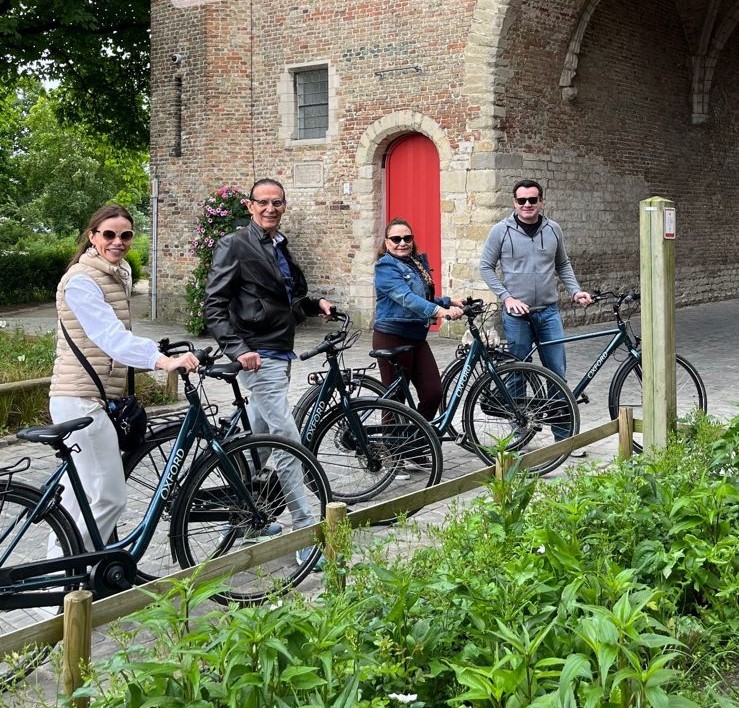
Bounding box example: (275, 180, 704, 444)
(385, 133, 442, 327)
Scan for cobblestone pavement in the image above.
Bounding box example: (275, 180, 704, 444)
(0, 289, 737, 704)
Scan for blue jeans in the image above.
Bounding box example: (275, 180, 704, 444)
(502, 304, 566, 379)
(239, 358, 315, 529)
(502, 305, 570, 440)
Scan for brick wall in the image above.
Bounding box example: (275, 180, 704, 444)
(150, 0, 738, 326)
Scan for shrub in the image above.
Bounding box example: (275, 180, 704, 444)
(71, 418, 739, 707)
(184, 186, 251, 335)
(0, 327, 175, 434)
(0, 244, 75, 305)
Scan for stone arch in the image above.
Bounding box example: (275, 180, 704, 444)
(691, 1, 739, 123)
(559, 0, 604, 102)
(348, 113, 453, 324)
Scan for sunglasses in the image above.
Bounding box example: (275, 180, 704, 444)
(386, 235, 414, 244)
(94, 229, 134, 242)
(250, 198, 286, 208)
(514, 196, 540, 206)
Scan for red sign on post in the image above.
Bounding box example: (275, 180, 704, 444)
(664, 208, 676, 239)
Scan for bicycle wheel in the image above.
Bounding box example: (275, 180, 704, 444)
(0, 483, 82, 691)
(307, 397, 443, 523)
(293, 373, 387, 432)
(463, 362, 580, 476)
(170, 434, 329, 605)
(608, 353, 707, 453)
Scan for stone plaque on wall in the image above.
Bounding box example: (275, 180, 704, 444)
(293, 162, 324, 188)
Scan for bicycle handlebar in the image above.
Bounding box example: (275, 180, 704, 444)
(589, 290, 640, 307)
(299, 308, 355, 361)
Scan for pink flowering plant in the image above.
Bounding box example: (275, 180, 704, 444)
(185, 185, 251, 334)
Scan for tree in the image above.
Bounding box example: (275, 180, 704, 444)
(1, 80, 149, 237)
(0, 0, 150, 150)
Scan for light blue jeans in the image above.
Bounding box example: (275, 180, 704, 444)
(239, 358, 315, 529)
(502, 304, 570, 440)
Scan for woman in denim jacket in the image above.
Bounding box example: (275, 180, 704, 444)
(373, 218, 464, 422)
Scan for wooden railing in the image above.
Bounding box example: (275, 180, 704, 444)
(2, 410, 640, 704)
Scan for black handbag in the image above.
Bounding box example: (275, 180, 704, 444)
(60, 322, 148, 452)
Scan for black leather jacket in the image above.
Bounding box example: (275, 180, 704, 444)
(204, 221, 323, 360)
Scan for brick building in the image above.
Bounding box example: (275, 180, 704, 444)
(150, 0, 739, 327)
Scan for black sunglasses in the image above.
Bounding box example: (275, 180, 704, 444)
(386, 235, 414, 244)
(515, 196, 540, 206)
(94, 229, 134, 242)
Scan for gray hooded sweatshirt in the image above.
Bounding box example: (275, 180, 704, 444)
(480, 213, 582, 308)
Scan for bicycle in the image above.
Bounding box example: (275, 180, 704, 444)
(122, 342, 384, 570)
(362, 298, 580, 475)
(295, 310, 443, 524)
(443, 290, 706, 453)
(0, 342, 330, 689)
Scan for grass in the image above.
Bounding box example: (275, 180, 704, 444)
(0, 325, 175, 434)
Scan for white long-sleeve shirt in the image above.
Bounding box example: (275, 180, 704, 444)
(63, 274, 160, 371)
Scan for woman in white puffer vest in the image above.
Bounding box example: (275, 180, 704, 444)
(49, 204, 199, 552)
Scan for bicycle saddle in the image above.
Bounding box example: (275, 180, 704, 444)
(368, 344, 416, 360)
(17, 416, 94, 445)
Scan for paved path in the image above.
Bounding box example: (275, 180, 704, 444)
(0, 289, 737, 704)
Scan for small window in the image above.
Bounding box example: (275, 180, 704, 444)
(295, 68, 328, 139)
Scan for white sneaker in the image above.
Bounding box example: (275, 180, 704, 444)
(570, 449, 587, 458)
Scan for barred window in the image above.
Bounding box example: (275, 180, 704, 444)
(295, 68, 328, 140)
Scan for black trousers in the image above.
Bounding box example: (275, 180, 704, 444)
(371, 330, 441, 421)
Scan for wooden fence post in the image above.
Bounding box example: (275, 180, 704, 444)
(618, 407, 634, 460)
(165, 371, 179, 401)
(639, 196, 677, 453)
(325, 502, 348, 593)
(62, 590, 93, 707)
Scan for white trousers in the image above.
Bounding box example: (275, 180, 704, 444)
(49, 396, 127, 551)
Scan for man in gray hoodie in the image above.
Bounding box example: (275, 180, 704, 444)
(480, 179, 591, 443)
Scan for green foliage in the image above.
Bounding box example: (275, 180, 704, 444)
(0, 328, 175, 434)
(67, 418, 739, 707)
(0, 238, 145, 306)
(0, 243, 75, 305)
(1, 88, 150, 236)
(0, 0, 150, 150)
(185, 186, 251, 335)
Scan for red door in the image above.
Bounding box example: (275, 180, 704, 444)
(385, 134, 442, 328)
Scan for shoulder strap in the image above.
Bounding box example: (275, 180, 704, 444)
(60, 321, 136, 400)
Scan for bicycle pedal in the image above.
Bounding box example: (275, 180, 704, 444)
(577, 394, 589, 405)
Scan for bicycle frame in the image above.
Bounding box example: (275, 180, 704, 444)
(301, 349, 361, 447)
(523, 305, 639, 402)
(1, 368, 263, 599)
(381, 307, 523, 440)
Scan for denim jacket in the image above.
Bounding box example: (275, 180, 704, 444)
(373, 252, 450, 340)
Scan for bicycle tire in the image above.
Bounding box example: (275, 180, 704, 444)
(169, 433, 330, 605)
(0, 482, 82, 691)
(607, 353, 707, 453)
(306, 397, 443, 523)
(293, 373, 387, 432)
(462, 362, 580, 476)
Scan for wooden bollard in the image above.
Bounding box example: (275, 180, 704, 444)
(618, 407, 634, 460)
(325, 502, 348, 593)
(165, 370, 179, 400)
(62, 590, 93, 707)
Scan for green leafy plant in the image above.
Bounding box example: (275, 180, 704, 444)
(17, 418, 737, 707)
(184, 185, 251, 335)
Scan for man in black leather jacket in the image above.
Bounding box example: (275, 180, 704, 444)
(204, 178, 333, 566)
